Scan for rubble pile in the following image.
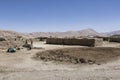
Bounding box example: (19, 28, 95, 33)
(35, 49, 95, 64)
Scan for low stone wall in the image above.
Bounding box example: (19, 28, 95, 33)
(46, 38, 63, 44)
(46, 38, 103, 47)
(109, 37, 120, 43)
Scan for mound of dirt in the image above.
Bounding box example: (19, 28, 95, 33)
(35, 50, 89, 64)
(34, 47, 120, 64)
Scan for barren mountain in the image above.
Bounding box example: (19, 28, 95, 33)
(78, 28, 103, 36)
(106, 30, 120, 36)
(28, 28, 105, 38)
(0, 28, 107, 38)
(0, 30, 20, 37)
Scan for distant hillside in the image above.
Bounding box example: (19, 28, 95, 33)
(26, 29, 103, 38)
(78, 28, 103, 36)
(0, 30, 20, 37)
(106, 30, 120, 36)
(0, 28, 107, 38)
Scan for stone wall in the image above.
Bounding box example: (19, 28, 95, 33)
(46, 38, 103, 47)
(109, 37, 120, 43)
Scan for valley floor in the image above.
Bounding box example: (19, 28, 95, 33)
(0, 42, 120, 80)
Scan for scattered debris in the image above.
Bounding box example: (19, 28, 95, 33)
(79, 58, 87, 63)
(88, 60, 95, 64)
(23, 44, 31, 48)
(35, 50, 96, 64)
(0, 37, 6, 41)
(33, 47, 43, 49)
(16, 47, 21, 50)
(22, 39, 33, 50)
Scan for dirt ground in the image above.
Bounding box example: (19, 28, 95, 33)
(0, 41, 120, 80)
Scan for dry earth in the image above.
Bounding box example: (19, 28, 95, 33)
(0, 42, 120, 80)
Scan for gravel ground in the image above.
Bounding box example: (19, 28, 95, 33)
(0, 42, 120, 80)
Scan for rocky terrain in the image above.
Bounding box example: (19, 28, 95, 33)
(35, 47, 120, 65)
(0, 30, 20, 37)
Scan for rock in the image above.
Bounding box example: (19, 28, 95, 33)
(79, 58, 86, 63)
(88, 60, 95, 64)
(40, 57, 45, 60)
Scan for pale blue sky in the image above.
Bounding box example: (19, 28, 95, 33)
(0, 0, 120, 32)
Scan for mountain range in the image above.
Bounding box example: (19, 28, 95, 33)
(0, 28, 120, 38)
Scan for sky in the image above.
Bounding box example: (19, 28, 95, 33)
(0, 0, 120, 32)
